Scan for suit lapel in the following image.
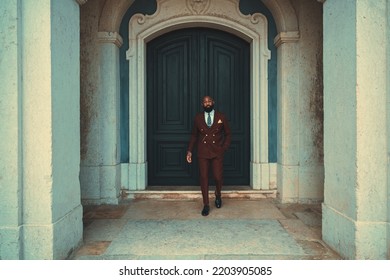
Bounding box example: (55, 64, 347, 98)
(199, 111, 220, 129)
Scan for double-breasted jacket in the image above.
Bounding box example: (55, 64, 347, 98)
(187, 111, 231, 159)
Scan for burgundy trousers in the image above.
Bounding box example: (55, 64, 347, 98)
(198, 157, 223, 206)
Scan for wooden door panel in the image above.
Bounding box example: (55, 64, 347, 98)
(147, 28, 249, 186)
(201, 30, 250, 185)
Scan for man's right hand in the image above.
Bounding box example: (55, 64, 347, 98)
(186, 151, 192, 163)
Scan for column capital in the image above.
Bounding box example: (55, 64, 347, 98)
(75, 0, 88, 5)
(274, 31, 300, 48)
(97, 32, 123, 48)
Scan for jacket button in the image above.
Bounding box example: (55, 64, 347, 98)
(206, 134, 208, 136)
(213, 141, 215, 143)
(213, 134, 215, 136)
(204, 141, 206, 144)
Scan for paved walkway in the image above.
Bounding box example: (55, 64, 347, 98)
(70, 198, 342, 260)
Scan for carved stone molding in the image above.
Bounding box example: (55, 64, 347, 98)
(186, 0, 211, 14)
(98, 0, 299, 35)
(97, 32, 123, 48)
(274, 31, 300, 47)
(75, 0, 88, 5)
(126, 0, 270, 57)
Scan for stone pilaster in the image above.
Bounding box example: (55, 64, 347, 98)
(1, 0, 83, 259)
(80, 31, 123, 203)
(323, 0, 388, 259)
(275, 32, 300, 202)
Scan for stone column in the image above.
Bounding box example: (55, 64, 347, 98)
(79, 26, 122, 203)
(97, 32, 122, 202)
(0, 0, 83, 259)
(323, 0, 388, 259)
(275, 32, 300, 202)
(250, 32, 271, 190)
(127, 36, 147, 191)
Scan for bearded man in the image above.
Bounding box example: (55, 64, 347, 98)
(186, 96, 231, 216)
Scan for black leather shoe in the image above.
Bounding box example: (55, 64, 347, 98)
(215, 196, 222, 208)
(201, 205, 210, 216)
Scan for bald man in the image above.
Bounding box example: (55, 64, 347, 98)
(186, 96, 231, 216)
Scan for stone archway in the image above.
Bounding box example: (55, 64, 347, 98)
(125, 0, 270, 191)
(97, 0, 299, 34)
(81, 0, 302, 203)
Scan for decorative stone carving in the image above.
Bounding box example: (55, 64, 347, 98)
(127, 0, 270, 57)
(186, 0, 211, 14)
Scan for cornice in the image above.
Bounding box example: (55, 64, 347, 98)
(274, 31, 300, 47)
(97, 32, 123, 48)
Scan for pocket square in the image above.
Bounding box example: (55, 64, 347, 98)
(218, 119, 223, 124)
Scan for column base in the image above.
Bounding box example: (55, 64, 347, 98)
(250, 162, 270, 190)
(277, 164, 299, 203)
(322, 203, 388, 259)
(0, 226, 22, 259)
(80, 164, 121, 204)
(22, 204, 83, 259)
(128, 162, 147, 191)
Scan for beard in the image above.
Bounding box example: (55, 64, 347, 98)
(203, 104, 214, 113)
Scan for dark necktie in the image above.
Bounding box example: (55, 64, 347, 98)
(207, 113, 211, 127)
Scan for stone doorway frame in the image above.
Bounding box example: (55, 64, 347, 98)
(124, 0, 271, 191)
(84, 0, 301, 203)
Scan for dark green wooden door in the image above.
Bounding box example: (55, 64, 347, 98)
(147, 28, 250, 186)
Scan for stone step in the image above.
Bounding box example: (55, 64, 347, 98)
(121, 189, 277, 200)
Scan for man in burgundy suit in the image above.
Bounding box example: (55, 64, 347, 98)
(186, 96, 231, 216)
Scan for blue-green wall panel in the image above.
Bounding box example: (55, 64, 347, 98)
(240, 0, 278, 163)
(119, 0, 157, 162)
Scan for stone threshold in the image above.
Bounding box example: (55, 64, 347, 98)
(121, 188, 277, 201)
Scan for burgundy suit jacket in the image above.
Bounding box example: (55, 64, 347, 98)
(187, 111, 231, 159)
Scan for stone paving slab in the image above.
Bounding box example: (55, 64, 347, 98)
(102, 219, 305, 259)
(294, 211, 322, 227)
(122, 199, 285, 220)
(72, 199, 342, 260)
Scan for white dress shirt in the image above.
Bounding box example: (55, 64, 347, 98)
(204, 109, 215, 126)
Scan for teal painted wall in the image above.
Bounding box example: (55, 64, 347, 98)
(239, 0, 278, 162)
(119, 0, 277, 163)
(119, 0, 157, 163)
